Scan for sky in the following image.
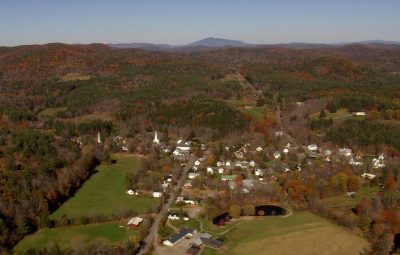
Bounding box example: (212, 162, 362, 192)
(0, 0, 400, 46)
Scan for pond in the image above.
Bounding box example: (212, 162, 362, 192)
(255, 205, 286, 216)
(212, 205, 286, 226)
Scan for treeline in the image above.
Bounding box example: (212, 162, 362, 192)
(0, 128, 99, 251)
(53, 119, 113, 139)
(151, 98, 249, 137)
(327, 94, 400, 113)
(0, 105, 35, 122)
(327, 119, 400, 151)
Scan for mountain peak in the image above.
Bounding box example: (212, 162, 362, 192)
(188, 37, 251, 47)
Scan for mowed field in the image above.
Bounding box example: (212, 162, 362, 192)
(14, 221, 138, 253)
(218, 211, 370, 255)
(51, 154, 159, 220)
(321, 185, 378, 211)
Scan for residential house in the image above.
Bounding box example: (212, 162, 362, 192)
(307, 144, 318, 151)
(126, 189, 138, 196)
(362, 173, 376, 180)
(188, 172, 199, 180)
(338, 148, 352, 157)
(153, 192, 162, 198)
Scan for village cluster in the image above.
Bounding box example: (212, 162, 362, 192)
(119, 130, 388, 254)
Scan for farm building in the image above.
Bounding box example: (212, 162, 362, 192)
(186, 245, 201, 255)
(163, 227, 196, 246)
(127, 217, 143, 228)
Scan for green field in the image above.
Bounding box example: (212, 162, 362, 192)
(51, 154, 159, 220)
(39, 107, 67, 117)
(321, 185, 378, 210)
(200, 246, 220, 255)
(241, 106, 266, 120)
(14, 221, 138, 253)
(169, 219, 200, 230)
(217, 211, 370, 255)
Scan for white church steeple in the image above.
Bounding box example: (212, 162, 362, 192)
(153, 131, 160, 144)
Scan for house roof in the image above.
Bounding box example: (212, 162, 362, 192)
(167, 227, 194, 244)
(127, 217, 143, 226)
(186, 245, 201, 255)
(193, 236, 223, 248)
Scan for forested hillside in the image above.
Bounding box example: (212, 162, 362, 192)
(1, 43, 400, 251)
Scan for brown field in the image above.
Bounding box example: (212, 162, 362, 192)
(229, 225, 369, 255)
(60, 73, 93, 82)
(221, 211, 370, 255)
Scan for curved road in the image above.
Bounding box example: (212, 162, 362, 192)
(137, 155, 195, 255)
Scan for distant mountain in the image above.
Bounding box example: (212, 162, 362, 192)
(332, 40, 400, 46)
(107, 37, 400, 51)
(188, 37, 252, 47)
(108, 37, 253, 51)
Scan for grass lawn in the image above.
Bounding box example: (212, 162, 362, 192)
(14, 221, 138, 253)
(241, 105, 276, 121)
(311, 108, 366, 121)
(169, 219, 200, 230)
(39, 107, 67, 117)
(220, 211, 370, 255)
(51, 154, 159, 220)
(311, 108, 352, 120)
(241, 106, 266, 120)
(200, 246, 220, 255)
(321, 185, 378, 210)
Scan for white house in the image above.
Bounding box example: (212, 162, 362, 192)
(126, 189, 138, 196)
(194, 160, 201, 166)
(207, 167, 215, 174)
(216, 161, 222, 167)
(283, 148, 289, 154)
(218, 168, 224, 174)
(249, 160, 255, 167)
(188, 172, 199, 179)
(273, 152, 281, 159)
(353, 112, 366, 116)
(338, 148, 352, 157)
(362, 173, 376, 180)
(307, 144, 318, 151)
(225, 161, 231, 167)
(153, 192, 162, 198)
(256, 146, 263, 152)
(255, 169, 263, 176)
(349, 158, 363, 166)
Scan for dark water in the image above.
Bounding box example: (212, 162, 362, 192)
(212, 205, 286, 226)
(394, 233, 400, 251)
(212, 212, 231, 226)
(255, 205, 286, 216)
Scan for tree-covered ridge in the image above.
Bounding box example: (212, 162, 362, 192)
(327, 119, 400, 151)
(151, 98, 249, 136)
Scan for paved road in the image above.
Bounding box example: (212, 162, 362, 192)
(137, 155, 196, 255)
